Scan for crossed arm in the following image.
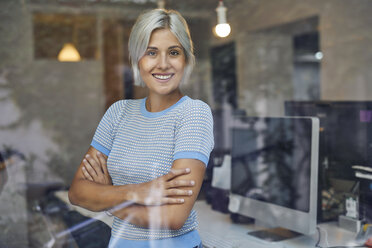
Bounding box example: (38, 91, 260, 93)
(68, 146, 206, 230)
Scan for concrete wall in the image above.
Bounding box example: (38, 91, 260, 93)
(236, 32, 293, 116)
(0, 1, 104, 184)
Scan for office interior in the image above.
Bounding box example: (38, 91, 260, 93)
(1, 0, 372, 247)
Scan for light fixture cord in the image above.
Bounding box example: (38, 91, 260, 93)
(157, 0, 165, 9)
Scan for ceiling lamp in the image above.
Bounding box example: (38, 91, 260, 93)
(58, 43, 81, 62)
(214, 0, 231, 38)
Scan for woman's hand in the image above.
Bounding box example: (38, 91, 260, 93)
(81, 151, 112, 185)
(128, 168, 195, 206)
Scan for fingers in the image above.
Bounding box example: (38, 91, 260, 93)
(163, 168, 191, 181)
(144, 197, 185, 205)
(85, 154, 103, 175)
(131, 168, 193, 206)
(166, 179, 195, 188)
(161, 198, 185, 205)
(83, 158, 98, 178)
(97, 151, 109, 175)
(82, 167, 94, 181)
(165, 188, 193, 197)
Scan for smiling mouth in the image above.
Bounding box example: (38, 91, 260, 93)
(152, 74, 174, 80)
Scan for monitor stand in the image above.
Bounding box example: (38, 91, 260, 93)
(248, 227, 301, 242)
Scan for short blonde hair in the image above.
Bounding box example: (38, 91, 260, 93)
(128, 9, 195, 87)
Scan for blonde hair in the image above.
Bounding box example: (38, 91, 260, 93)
(128, 9, 195, 87)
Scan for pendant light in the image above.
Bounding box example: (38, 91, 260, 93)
(58, 21, 81, 62)
(214, 0, 231, 38)
(58, 43, 81, 62)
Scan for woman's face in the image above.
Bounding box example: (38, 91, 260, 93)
(139, 28, 186, 97)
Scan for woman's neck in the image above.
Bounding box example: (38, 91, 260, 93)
(145, 91, 184, 113)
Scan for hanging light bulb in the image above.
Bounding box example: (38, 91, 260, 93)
(58, 43, 81, 62)
(214, 0, 231, 38)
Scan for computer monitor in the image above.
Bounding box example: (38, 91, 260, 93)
(228, 116, 319, 240)
(285, 101, 372, 181)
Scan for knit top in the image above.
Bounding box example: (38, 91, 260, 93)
(91, 96, 214, 240)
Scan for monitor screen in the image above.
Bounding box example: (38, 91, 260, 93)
(229, 117, 319, 236)
(285, 101, 372, 180)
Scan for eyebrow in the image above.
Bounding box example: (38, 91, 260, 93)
(146, 45, 183, 50)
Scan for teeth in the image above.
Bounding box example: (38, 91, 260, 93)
(153, 74, 172, 80)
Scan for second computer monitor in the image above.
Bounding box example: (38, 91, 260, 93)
(228, 116, 319, 236)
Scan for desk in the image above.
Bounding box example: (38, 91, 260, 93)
(194, 201, 358, 248)
(56, 191, 358, 248)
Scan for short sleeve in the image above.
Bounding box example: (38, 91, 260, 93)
(91, 100, 126, 156)
(173, 101, 214, 166)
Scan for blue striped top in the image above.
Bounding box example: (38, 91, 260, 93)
(91, 96, 214, 243)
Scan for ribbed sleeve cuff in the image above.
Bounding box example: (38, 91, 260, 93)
(91, 140, 110, 156)
(173, 151, 209, 166)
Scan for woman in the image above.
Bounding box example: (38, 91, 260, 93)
(68, 8, 214, 248)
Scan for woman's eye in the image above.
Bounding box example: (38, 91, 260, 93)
(146, 50, 156, 56)
(170, 50, 180, 56)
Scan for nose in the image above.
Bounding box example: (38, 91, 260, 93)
(157, 53, 170, 70)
